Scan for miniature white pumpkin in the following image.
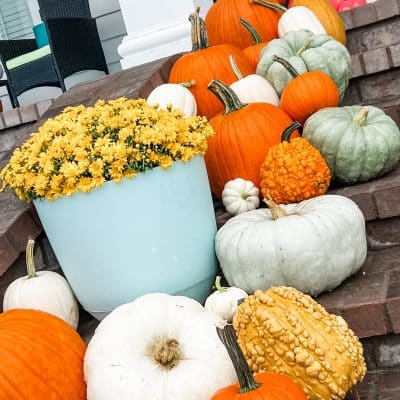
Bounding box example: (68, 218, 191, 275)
(216, 195, 367, 296)
(147, 82, 197, 117)
(204, 276, 248, 321)
(84, 293, 237, 400)
(222, 178, 260, 216)
(229, 56, 279, 106)
(3, 239, 79, 329)
(277, 6, 326, 37)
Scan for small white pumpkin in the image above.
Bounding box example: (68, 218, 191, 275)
(216, 195, 367, 296)
(222, 178, 260, 216)
(84, 293, 237, 400)
(278, 6, 326, 37)
(147, 82, 197, 117)
(204, 276, 248, 321)
(3, 239, 79, 329)
(229, 56, 280, 106)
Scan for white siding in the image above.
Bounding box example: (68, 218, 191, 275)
(0, 0, 126, 110)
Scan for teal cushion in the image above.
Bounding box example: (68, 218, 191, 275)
(6, 45, 51, 70)
(33, 23, 49, 48)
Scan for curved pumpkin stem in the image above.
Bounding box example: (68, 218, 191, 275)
(250, 0, 287, 12)
(229, 56, 244, 80)
(272, 55, 299, 78)
(215, 276, 227, 293)
(264, 191, 288, 220)
(281, 121, 302, 142)
(353, 107, 369, 126)
(26, 239, 37, 278)
(216, 322, 261, 393)
(179, 80, 196, 88)
(296, 36, 312, 57)
(208, 79, 246, 114)
(240, 18, 262, 45)
(189, 7, 208, 51)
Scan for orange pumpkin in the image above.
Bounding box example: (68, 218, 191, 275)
(205, 0, 282, 49)
(288, 0, 346, 44)
(274, 56, 340, 124)
(241, 19, 268, 70)
(213, 323, 307, 400)
(169, 8, 253, 119)
(260, 121, 331, 204)
(205, 79, 296, 198)
(0, 309, 86, 400)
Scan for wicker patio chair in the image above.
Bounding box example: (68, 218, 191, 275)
(38, 0, 91, 19)
(0, 1, 108, 108)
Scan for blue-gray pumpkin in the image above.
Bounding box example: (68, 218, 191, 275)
(303, 105, 400, 183)
(256, 29, 351, 100)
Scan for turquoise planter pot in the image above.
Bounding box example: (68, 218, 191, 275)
(33, 156, 217, 319)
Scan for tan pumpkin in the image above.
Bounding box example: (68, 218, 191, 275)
(233, 287, 367, 400)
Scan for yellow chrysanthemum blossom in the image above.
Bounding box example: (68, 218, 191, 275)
(0, 98, 214, 202)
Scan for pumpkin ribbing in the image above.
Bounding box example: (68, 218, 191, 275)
(0, 309, 86, 399)
(288, 0, 346, 44)
(206, 79, 295, 198)
(169, 8, 253, 119)
(205, 0, 281, 49)
(273, 55, 340, 124)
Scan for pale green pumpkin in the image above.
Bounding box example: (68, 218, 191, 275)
(303, 106, 400, 184)
(256, 29, 351, 99)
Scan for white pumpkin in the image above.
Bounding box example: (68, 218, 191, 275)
(147, 82, 197, 117)
(222, 178, 260, 216)
(216, 195, 367, 296)
(204, 276, 248, 321)
(229, 56, 279, 106)
(278, 6, 326, 38)
(3, 239, 79, 329)
(84, 293, 237, 400)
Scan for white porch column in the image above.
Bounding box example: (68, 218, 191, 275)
(26, 0, 42, 25)
(117, 0, 213, 70)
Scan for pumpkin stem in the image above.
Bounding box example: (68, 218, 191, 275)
(215, 275, 227, 293)
(264, 191, 288, 220)
(240, 18, 262, 45)
(272, 55, 299, 78)
(179, 80, 196, 88)
(281, 121, 302, 142)
(149, 337, 181, 370)
(295, 36, 312, 56)
(250, 0, 287, 12)
(229, 55, 244, 80)
(26, 239, 37, 278)
(189, 7, 208, 51)
(208, 79, 246, 114)
(216, 322, 261, 393)
(353, 107, 369, 126)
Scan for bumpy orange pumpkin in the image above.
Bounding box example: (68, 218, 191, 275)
(169, 8, 253, 119)
(241, 19, 268, 70)
(212, 323, 307, 400)
(288, 0, 346, 44)
(0, 309, 86, 400)
(205, 0, 281, 49)
(275, 56, 340, 124)
(260, 121, 331, 204)
(206, 79, 296, 198)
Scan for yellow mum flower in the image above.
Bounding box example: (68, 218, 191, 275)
(0, 98, 214, 202)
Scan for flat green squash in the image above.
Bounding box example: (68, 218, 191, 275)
(303, 105, 400, 184)
(256, 29, 351, 99)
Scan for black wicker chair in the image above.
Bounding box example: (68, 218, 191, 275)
(0, 0, 108, 108)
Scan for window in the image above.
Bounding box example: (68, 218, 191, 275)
(0, 0, 34, 40)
